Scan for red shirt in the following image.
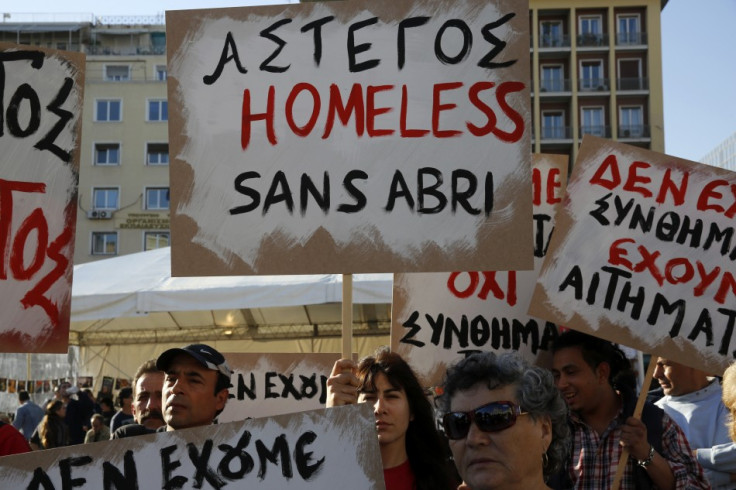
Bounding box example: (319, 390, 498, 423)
(0, 421, 31, 457)
(384, 459, 415, 490)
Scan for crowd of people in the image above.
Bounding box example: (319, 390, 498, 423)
(1, 337, 736, 490)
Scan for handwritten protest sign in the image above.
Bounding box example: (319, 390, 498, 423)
(0, 403, 384, 489)
(530, 136, 736, 374)
(392, 154, 568, 386)
(0, 44, 84, 353)
(166, 0, 531, 276)
(218, 353, 339, 423)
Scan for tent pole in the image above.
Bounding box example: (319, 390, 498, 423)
(26, 353, 31, 384)
(341, 274, 353, 359)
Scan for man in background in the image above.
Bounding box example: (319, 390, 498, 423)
(112, 359, 166, 439)
(84, 414, 110, 443)
(12, 391, 44, 442)
(653, 357, 736, 489)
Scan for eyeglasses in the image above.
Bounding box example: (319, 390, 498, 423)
(442, 401, 528, 440)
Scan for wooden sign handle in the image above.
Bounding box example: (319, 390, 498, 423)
(341, 274, 353, 359)
(611, 357, 657, 490)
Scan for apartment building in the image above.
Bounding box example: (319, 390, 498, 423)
(529, 0, 667, 169)
(701, 131, 736, 171)
(1, 0, 668, 261)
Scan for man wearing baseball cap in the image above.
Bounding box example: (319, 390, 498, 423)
(155, 343, 233, 431)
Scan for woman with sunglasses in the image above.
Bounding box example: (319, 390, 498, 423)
(327, 347, 457, 490)
(437, 351, 569, 490)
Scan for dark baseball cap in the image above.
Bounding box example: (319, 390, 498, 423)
(156, 344, 233, 380)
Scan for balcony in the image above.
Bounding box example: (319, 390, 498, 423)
(539, 78, 572, 94)
(86, 44, 165, 56)
(540, 126, 572, 141)
(578, 78, 610, 93)
(616, 32, 647, 47)
(576, 33, 609, 48)
(580, 125, 611, 138)
(617, 77, 649, 91)
(539, 34, 571, 49)
(618, 125, 650, 139)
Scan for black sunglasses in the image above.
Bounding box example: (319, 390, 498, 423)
(442, 401, 528, 440)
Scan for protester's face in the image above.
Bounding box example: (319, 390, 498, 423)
(551, 346, 607, 414)
(162, 354, 228, 430)
(91, 417, 102, 431)
(133, 372, 165, 429)
(358, 372, 412, 451)
(653, 357, 701, 397)
(56, 404, 67, 418)
(448, 383, 551, 490)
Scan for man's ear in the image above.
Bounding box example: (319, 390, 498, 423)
(215, 388, 229, 411)
(596, 361, 611, 385)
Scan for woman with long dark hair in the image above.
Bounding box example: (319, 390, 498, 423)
(30, 400, 69, 450)
(328, 346, 456, 490)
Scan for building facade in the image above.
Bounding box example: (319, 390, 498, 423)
(2, 1, 668, 261)
(701, 131, 736, 171)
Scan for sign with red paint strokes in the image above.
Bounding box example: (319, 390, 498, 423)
(392, 154, 568, 387)
(530, 136, 736, 375)
(166, 0, 531, 276)
(0, 44, 84, 353)
(0, 404, 384, 489)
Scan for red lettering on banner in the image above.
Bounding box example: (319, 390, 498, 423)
(697, 180, 736, 218)
(623, 161, 653, 198)
(655, 168, 688, 206)
(590, 154, 621, 190)
(447, 271, 516, 306)
(533, 166, 562, 206)
(0, 178, 69, 326)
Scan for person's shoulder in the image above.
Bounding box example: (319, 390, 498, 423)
(112, 423, 155, 439)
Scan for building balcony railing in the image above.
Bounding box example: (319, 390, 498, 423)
(539, 78, 571, 93)
(578, 78, 610, 92)
(618, 125, 650, 139)
(616, 32, 648, 46)
(576, 33, 609, 47)
(540, 126, 572, 140)
(617, 77, 649, 91)
(539, 35, 571, 48)
(86, 44, 166, 56)
(580, 125, 611, 138)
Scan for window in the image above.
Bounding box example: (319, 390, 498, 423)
(144, 231, 170, 251)
(618, 58, 644, 90)
(155, 65, 167, 81)
(92, 188, 119, 210)
(620, 106, 643, 137)
(579, 16, 602, 36)
(146, 143, 169, 166)
(580, 60, 604, 90)
(540, 21, 563, 47)
(96, 99, 122, 122)
(92, 232, 118, 255)
(541, 65, 564, 92)
(617, 15, 641, 45)
(147, 100, 168, 121)
(94, 143, 120, 166)
(542, 111, 565, 139)
(581, 107, 605, 137)
(146, 187, 170, 210)
(105, 65, 130, 81)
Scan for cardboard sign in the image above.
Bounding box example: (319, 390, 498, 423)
(0, 44, 84, 353)
(530, 136, 736, 375)
(219, 353, 340, 423)
(392, 154, 568, 386)
(166, 0, 531, 276)
(0, 404, 384, 489)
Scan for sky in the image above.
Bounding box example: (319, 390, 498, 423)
(6, 0, 736, 163)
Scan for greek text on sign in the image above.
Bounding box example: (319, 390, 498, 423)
(530, 136, 736, 375)
(166, 0, 531, 276)
(392, 154, 567, 386)
(0, 44, 84, 353)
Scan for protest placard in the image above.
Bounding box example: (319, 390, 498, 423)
(530, 136, 736, 374)
(218, 353, 339, 423)
(0, 403, 383, 489)
(166, 0, 531, 276)
(0, 43, 84, 353)
(392, 154, 568, 386)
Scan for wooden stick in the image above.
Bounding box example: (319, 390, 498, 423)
(611, 358, 657, 490)
(341, 274, 353, 359)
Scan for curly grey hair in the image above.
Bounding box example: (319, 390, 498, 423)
(438, 351, 570, 479)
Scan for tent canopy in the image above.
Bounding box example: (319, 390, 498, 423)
(71, 247, 393, 346)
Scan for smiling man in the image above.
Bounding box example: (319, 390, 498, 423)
(155, 344, 233, 431)
(550, 331, 708, 490)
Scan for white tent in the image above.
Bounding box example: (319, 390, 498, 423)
(70, 247, 392, 382)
